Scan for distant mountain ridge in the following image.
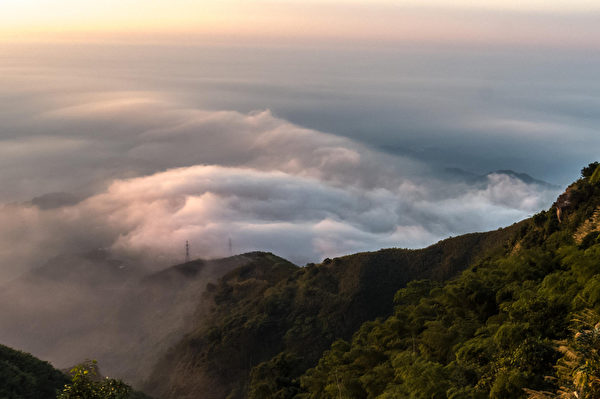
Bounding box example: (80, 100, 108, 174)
(444, 167, 559, 188)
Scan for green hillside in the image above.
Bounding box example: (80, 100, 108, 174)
(298, 163, 600, 398)
(145, 216, 525, 398)
(0, 344, 68, 399)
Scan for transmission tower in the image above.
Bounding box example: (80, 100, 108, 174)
(185, 240, 190, 263)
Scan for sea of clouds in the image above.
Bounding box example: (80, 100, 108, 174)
(6, 42, 595, 281)
(0, 92, 561, 280)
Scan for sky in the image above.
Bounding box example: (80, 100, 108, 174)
(2, 0, 600, 46)
(0, 1, 599, 280)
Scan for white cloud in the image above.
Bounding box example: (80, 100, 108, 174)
(0, 100, 561, 281)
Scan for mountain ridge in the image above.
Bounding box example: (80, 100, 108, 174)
(143, 220, 527, 398)
(444, 167, 559, 188)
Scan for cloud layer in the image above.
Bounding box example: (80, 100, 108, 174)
(4, 42, 592, 281)
(0, 99, 560, 280)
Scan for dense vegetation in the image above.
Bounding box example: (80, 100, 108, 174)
(146, 220, 524, 398)
(297, 163, 600, 398)
(0, 343, 69, 399)
(525, 309, 600, 399)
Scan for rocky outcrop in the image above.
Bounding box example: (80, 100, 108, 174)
(554, 185, 574, 223)
(574, 207, 600, 243)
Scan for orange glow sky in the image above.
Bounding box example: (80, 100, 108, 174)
(2, 0, 600, 46)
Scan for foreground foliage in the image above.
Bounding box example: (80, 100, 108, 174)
(526, 310, 600, 399)
(58, 360, 149, 399)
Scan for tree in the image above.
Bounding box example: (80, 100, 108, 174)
(581, 162, 599, 178)
(57, 360, 133, 399)
(526, 310, 600, 399)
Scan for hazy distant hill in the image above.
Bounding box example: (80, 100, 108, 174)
(0, 251, 267, 389)
(107, 252, 283, 385)
(444, 167, 559, 188)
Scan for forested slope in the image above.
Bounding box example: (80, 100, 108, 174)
(0, 343, 68, 399)
(145, 216, 525, 398)
(298, 162, 600, 398)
